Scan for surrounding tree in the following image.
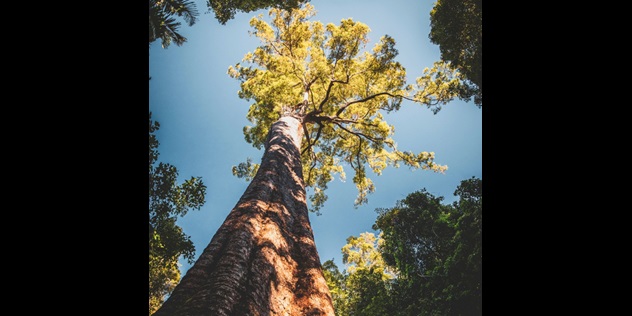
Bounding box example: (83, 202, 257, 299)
(413, 60, 480, 114)
(322, 233, 397, 316)
(149, 113, 207, 315)
(322, 178, 482, 315)
(374, 177, 482, 315)
(374, 187, 454, 314)
(149, 0, 200, 48)
(208, 0, 306, 25)
(428, 0, 482, 107)
(342, 232, 392, 278)
(341, 233, 394, 316)
(154, 3, 456, 314)
(321, 259, 348, 315)
(149, 255, 182, 315)
(149, 0, 307, 48)
(439, 177, 482, 315)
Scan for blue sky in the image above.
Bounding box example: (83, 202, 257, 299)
(149, 0, 482, 275)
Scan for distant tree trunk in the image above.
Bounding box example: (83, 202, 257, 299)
(153, 115, 335, 315)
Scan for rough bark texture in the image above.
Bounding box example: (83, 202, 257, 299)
(154, 115, 335, 316)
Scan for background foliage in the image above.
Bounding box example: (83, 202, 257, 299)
(323, 177, 482, 315)
(149, 113, 207, 315)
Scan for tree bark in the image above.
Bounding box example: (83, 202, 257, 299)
(154, 115, 335, 315)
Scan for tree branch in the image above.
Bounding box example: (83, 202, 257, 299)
(305, 150, 318, 185)
(301, 123, 324, 156)
(305, 76, 318, 91)
(335, 92, 415, 117)
(318, 75, 350, 111)
(356, 137, 363, 170)
(333, 122, 385, 144)
(301, 122, 313, 155)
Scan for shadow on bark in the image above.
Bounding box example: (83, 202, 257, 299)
(154, 118, 334, 315)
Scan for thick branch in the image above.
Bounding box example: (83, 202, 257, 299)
(333, 122, 385, 144)
(355, 137, 363, 171)
(305, 150, 318, 186)
(301, 122, 324, 156)
(335, 92, 415, 117)
(305, 77, 318, 91)
(317, 75, 350, 111)
(301, 122, 313, 155)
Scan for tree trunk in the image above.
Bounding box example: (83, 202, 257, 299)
(153, 115, 335, 315)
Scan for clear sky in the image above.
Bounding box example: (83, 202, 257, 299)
(149, 0, 482, 276)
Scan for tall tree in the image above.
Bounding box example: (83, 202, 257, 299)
(154, 4, 454, 314)
(428, 0, 482, 106)
(229, 4, 450, 213)
(149, 113, 207, 315)
(148, 1, 307, 313)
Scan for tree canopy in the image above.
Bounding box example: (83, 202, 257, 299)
(149, 113, 207, 314)
(429, 0, 482, 106)
(228, 3, 467, 213)
(374, 177, 482, 315)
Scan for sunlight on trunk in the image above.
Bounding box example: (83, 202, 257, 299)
(154, 115, 334, 315)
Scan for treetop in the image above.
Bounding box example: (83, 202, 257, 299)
(229, 4, 456, 213)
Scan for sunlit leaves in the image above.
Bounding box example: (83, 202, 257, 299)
(352, 168, 374, 206)
(414, 61, 477, 114)
(342, 232, 393, 279)
(325, 19, 370, 64)
(229, 4, 448, 212)
(324, 233, 395, 315)
(322, 259, 349, 314)
(149, 252, 181, 315)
